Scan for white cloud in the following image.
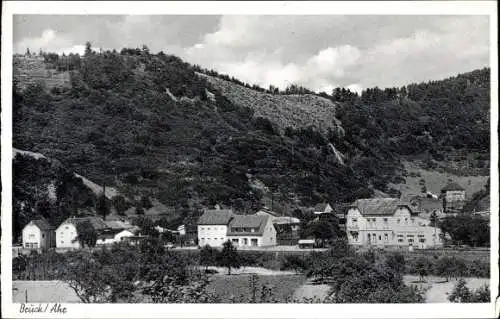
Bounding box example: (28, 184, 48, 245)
(347, 84, 363, 94)
(15, 28, 84, 55)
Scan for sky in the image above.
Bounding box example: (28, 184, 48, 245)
(13, 15, 490, 93)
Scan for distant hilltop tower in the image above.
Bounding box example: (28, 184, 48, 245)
(440, 181, 466, 214)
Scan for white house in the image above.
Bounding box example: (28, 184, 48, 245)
(227, 214, 277, 247)
(313, 203, 333, 215)
(22, 219, 55, 249)
(56, 216, 107, 248)
(346, 198, 443, 249)
(197, 209, 234, 247)
(96, 229, 135, 246)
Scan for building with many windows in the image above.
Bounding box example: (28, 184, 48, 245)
(227, 214, 277, 247)
(197, 208, 278, 248)
(197, 209, 234, 248)
(346, 198, 442, 249)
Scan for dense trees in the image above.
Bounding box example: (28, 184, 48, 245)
(13, 47, 490, 226)
(439, 215, 490, 247)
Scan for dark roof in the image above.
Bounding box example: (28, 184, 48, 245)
(63, 216, 108, 231)
(313, 203, 330, 212)
(227, 214, 269, 236)
(441, 182, 465, 192)
(198, 209, 234, 225)
(416, 197, 443, 212)
(351, 198, 411, 216)
(29, 219, 54, 231)
(98, 228, 129, 239)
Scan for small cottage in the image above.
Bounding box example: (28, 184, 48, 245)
(22, 218, 55, 249)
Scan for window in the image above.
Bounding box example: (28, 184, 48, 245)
(65, 226, 69, 230)
(352, 218, 357, 223)
(378, 235, 382, 241)
(408, 238, 414, 243)
(384, 233, 388, 242)
(350, 231, 359, 241)
(383, 218, 388, 223)
(405, 218, 408, 224)
(207, 227, 210, 231)
(232, 239, 239, 245)
(251, 239, 258, 246)
(29, 234, 35, 238)
(243, 238, 248, 245)
(42, 234, 45, 238)
(60, 241, 64, 244)
(397, 219, 400, 224)
(398, 239, 404, 243)
(419, 239, 426, 243)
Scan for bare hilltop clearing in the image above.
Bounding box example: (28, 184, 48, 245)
(199, 72, 343, 135)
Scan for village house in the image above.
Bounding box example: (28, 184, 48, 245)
(256, 209, 300, 245)
(56, 216, 108, 248)
(313, 203, 333, 215)
(22, 218, 55, 249)
(346, 198, 442, 249)
(226, 214, 277, 247)
(440, 181, 466, 213)
(197, 209, 234, 247)
(96, 228, 135, 246)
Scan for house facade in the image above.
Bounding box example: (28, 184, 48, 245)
(227, 214, 277, 247)
(22, 219, 55, 249)
(56, 216, 107, 248)
(441, 182, 466, 213)
(197, 209, 234, 247)
(256, 209, 300, 245)
(346, 198, 443, 249)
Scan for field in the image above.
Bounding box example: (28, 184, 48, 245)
(208, 273, 306, 302)
(389, 161, 489, 200)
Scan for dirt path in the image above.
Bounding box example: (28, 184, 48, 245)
(403, 275, 489, 303)
(201, 266, 297, 276)
(292, 279, 331, 302)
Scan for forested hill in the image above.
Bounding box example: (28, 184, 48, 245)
(13, 48, 490, 228)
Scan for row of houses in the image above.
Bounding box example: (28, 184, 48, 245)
(22, 216, 139, 249)
(22, 181, 466, 250)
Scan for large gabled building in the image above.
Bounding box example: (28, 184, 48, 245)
(197, 208, 278, 248)
(227, 214, 277, 247)
(346, 198, 442, 249)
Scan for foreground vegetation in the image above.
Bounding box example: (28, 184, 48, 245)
(12, 239, 490, 303)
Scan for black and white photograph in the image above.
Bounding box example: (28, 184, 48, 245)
(1, 1, 498, 318)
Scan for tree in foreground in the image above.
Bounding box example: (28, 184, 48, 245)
(199, 245, 217, 272)
(74, 220, 97, 249)
(217, 240, 240, 275)
(414, 257, 431, 282)
(449, 279, 490, 303)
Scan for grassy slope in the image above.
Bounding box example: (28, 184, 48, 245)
(391, 161, 488, 200)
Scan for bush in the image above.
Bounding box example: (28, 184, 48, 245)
(281, 255, 308, 273)
(449, 279, 490, 303)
